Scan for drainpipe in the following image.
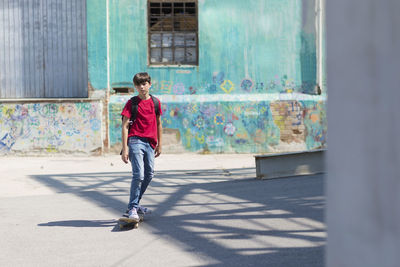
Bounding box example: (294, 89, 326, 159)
(104, 0, 111, 153)
(316, 0, 325, 93)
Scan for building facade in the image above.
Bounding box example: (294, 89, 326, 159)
(0, 0, 326, 155)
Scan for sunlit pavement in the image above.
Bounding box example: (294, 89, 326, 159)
(0, 154, 325, 267)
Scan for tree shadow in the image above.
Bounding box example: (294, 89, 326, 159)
(33, 168, 325, 266)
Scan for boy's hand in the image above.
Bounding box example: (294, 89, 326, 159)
(121, 150, 129, 163)
(155, 146, 161, 158)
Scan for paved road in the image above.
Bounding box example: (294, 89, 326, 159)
(0, 154, 325, 266)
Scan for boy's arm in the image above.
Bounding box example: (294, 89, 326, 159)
(121, 116, 130, 163)
(155, 115, 162, 158)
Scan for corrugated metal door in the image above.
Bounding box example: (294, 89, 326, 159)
(0, 0, 88, 98)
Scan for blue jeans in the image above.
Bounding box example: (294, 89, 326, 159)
(127, 136, 155, 210)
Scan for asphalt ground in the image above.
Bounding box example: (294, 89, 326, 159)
(0, 154, 325, 267)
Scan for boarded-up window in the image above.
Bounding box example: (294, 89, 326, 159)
(148, 0, 198, 65)
(0, 0, 88, 98)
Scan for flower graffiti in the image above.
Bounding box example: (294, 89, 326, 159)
(0, 103, 102, 154)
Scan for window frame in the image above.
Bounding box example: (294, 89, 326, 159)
(147, 0, 199, 67)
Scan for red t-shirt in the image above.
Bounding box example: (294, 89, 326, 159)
(121, 96, 162, 149)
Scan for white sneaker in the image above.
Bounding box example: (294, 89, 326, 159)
(128, 208, 140, 222)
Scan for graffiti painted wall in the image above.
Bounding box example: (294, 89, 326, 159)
(110, 92, 326, 153)
(86, 0, 327, 153)
(0, 102, 103, 154)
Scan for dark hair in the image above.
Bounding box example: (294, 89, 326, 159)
(133, 72, 151, 86)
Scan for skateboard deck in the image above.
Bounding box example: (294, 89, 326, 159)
(118, 214, 144, 230)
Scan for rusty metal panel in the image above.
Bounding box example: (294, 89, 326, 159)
(0, 0, 87, 98)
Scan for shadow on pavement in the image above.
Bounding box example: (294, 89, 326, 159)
(38, 220, 116, 228)
(33, 168, 325, 267)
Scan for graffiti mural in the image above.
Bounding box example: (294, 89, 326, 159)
(0, 102, 102, 154)
(108, 71, 326, 153)
(158, 101, 324, 153)
(109, 90, 326, 153)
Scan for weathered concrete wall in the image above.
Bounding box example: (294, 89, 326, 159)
(105, 0, 308, 90)
(0, 101, 103, 155)
(99, 0, 326, 153)
(87, 0, 108, 91)
(110, 95, 326, 153)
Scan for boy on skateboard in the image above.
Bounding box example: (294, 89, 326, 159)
(120, 72, 163, 223)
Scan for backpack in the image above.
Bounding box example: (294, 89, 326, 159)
(120, 94, 160, 155)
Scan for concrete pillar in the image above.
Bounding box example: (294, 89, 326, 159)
(326, 1, 400, 267)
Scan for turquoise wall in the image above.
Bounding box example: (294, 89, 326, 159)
(106, 0, 305, 91)
(87, 0, 326, 153)
(87, 0, 108, 90)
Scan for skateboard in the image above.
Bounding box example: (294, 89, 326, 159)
(118, 214, 144, 230)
